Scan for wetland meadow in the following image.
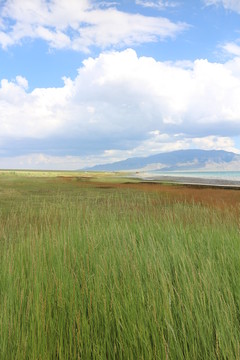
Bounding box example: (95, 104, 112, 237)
(0, 171, 240, 359)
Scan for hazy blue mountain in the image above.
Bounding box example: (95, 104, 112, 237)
(84, 149, 240, 171)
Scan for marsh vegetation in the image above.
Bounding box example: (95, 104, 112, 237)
(0, 172, 240, 359)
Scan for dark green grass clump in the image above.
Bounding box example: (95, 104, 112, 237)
(0, 176, 240, 359)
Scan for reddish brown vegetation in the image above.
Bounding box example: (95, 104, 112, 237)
(96, 181, 240, 210)
(57, 176, 240, 210)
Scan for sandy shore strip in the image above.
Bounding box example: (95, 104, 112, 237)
(132, 173, 240, 188)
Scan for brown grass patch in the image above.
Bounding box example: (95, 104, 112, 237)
(94, 181, 240, 210)
(53, 176, 240, 211)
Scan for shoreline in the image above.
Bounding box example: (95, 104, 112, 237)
(132, 174, 240, 189)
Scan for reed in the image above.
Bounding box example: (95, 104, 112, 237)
(0, 175, 239, 359)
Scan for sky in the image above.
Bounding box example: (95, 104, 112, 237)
(1, 0, 240, 169)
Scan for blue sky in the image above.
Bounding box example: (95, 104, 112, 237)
(1, 0, 240, 169)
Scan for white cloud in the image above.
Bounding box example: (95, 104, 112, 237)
(121, 133, 240, 158)
(204, 0, 240, 13)
(1, 48, 240, 167)
(16, 76, 29, 90)
(191, 135, 238, 152)
(97, 2, 119, 8)
(0, 153, 95, 170)
(136, 0, 178, 10)
(222, 42, 240, 57)
(0, 0, 187, 51)
(0, 77, 68, 138)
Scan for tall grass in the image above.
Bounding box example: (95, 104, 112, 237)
(0, 176, 240, 359)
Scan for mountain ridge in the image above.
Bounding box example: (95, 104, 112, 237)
(84, 149, 240, 172)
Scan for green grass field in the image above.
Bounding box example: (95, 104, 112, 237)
(0, 172, 240, 359)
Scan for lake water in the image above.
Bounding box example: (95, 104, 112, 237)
(149, 171, 240, 182)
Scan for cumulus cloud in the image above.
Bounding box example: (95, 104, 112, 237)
(204, 0, 240, 13)
(1, 48, 240, 168)
(0, 0, 187, 51)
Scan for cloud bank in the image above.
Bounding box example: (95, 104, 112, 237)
(1, 48, 240, 168)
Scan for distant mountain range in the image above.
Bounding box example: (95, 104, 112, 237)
(84, 149, 240, 172)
